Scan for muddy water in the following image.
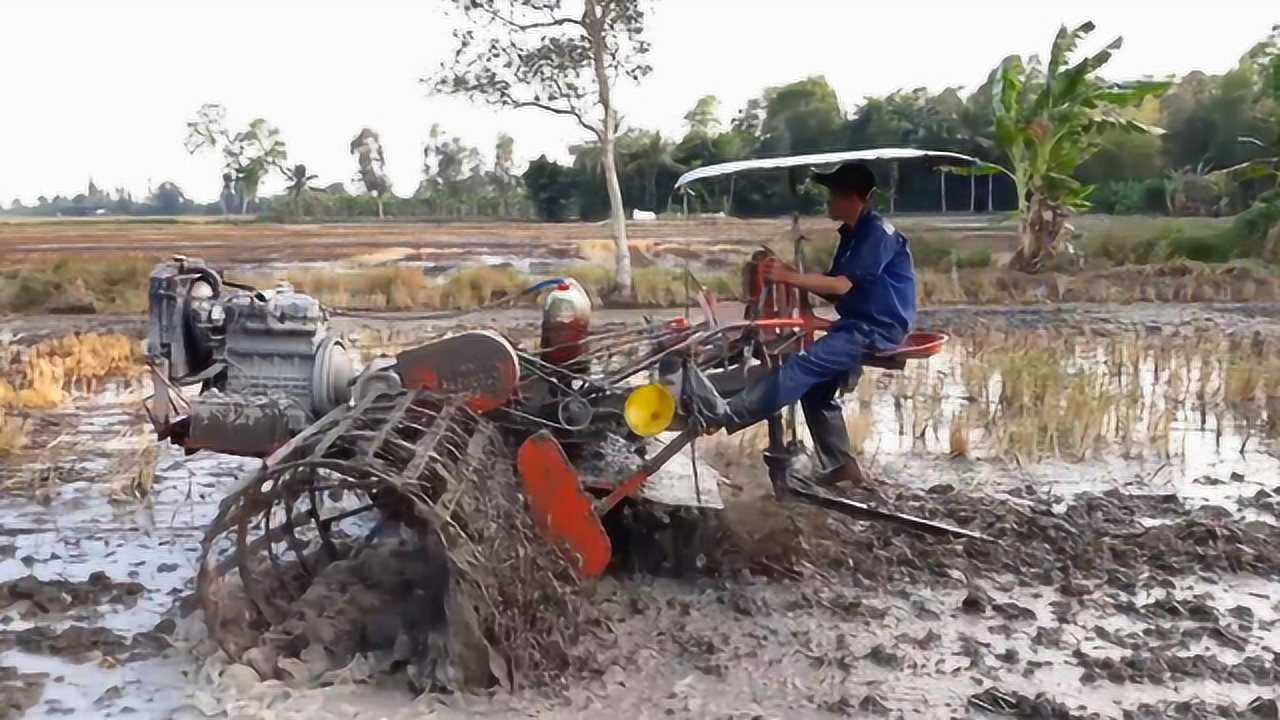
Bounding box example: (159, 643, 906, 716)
(0, 385, 256, 718)
(3, 305, 1280, 718)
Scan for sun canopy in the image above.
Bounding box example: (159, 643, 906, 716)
(673, 148, 984, 190)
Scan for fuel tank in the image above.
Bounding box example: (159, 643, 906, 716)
(540, 279, 591, 365)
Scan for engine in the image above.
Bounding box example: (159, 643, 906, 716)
(144, 255, 355, 457)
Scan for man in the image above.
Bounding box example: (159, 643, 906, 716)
(705, 162, 917, 486)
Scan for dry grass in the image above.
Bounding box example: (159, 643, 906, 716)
(0, 408, 27, 457)
(0, 255, 155, 314)
(440, 266, 528, 309)
(247, 263, 738, 312)
(0, 333, 143, 411)
(108, 431, 157, 504)
(916, 261, 1280, 307)
(856, 326, 1280, 464)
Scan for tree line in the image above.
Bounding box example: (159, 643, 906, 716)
(5, 23, 1276, 231)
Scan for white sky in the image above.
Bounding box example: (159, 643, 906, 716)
(0, 0, 1275, 205)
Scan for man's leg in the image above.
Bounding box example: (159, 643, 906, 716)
(800, 375, 855, 475)
(719, 327, 868, 431)
(798, 362, 877, 485)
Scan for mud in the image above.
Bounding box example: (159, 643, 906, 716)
(0, 665, 45, 720)
(0, 625, 169, 662)
(2, 304, 1280, 718)
(0, 574, 146, 618)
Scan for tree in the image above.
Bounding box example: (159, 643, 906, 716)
(683, 95, 721, 137)
(185, 104, 289, 214)
(429, 0, 652, 299)
(523, 155, 577, 221)
(490, 133, 520, 216)
(218, 172, 236, 215)
(149, 181, 191, 216)
(759, 76, 844, 156)
(990, 22, 1169, 271)
(731, 97, 766, 136)
(285, 164, 321, 218)
(622, 131, 680, 211)
(350, 128, 392, 219)
(420, 125, 486, 217)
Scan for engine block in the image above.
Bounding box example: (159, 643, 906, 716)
(144, 256, 355, 456)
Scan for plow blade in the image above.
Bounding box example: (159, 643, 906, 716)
(788, 485, 993, 543)
(517, 432, 612, 578)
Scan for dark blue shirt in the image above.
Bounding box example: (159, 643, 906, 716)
(825, 210, 916, 348)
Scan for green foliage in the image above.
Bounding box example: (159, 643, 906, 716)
(990, 22, 1170, 270)
(523, 155, 578, 221)
(683, 96, 721, 137)
(955, 247, 994, 269)
(185, 104, 289, 213)
(9, 276, 55, 311)
(994, 23, 1168, 215)
(1074, 213, 1280, 265)
(1230, 200, 1280, 256)
(13, 25, 1280, 228)
(909, 235, 955, 268)
(1091, 179, 1169, 215)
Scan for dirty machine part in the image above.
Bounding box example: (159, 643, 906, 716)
(144, 255, 356, 456)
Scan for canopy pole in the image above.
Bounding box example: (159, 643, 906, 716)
(889, 161, 898, 214)
(940, 169, 947, 214)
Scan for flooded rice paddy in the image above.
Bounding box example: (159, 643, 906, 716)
(2, 301, 1280, 719)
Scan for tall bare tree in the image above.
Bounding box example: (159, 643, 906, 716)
(350, 128, 392, 219)
(428, 0, 652, 298)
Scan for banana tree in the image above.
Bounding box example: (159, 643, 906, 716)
(992, 22, 1169, 272)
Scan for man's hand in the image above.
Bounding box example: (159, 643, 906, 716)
(760, 257, 796, 284)
(761, 256, 853, 298)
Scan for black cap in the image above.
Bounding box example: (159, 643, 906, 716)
(812, 162, 877, 198)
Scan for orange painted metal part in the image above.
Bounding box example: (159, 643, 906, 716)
(516, 432, 613, 579)
(396, 330, 520, 414)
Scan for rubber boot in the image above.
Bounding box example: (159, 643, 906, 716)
(681, 363, 774, 434)
(721, 379, 774, 434)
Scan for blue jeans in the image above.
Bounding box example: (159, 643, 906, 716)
(748, 324, 877, 473)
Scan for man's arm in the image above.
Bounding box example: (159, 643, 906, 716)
(761, 258, 852, 297)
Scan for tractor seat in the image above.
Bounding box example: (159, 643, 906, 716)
(861, 331, 948, 371)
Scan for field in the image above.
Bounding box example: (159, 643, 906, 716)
(3, 216, 1280, 718)
(0, 214, 1014, 267)
(5, 214, 1278, 317)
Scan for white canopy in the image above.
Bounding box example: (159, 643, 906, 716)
(673, 148, 983, 190)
